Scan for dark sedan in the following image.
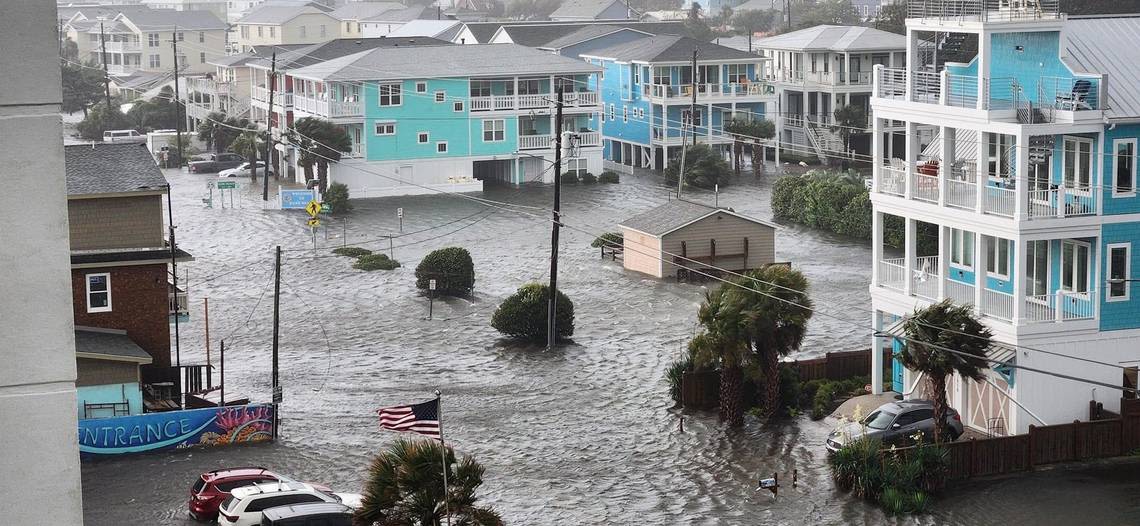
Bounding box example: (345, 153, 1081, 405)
(826, 399, 964, 453)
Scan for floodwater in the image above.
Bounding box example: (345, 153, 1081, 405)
(81, 169, 1140, 525)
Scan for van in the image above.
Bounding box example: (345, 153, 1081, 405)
(260, 502, 354, 526)
(103, 129, 144, 143)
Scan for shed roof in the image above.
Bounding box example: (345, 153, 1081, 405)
(754, 24, 904, 52)
(1063, 16, 1140, 121)
(585, 34, 758, 63)
(620, 199, 775, 237)
(288, 43, 599, 81)
(74, 327, 153, 364)
(65, 143, 168, 196)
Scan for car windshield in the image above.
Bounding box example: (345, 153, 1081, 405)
(862, 410, 897, 430)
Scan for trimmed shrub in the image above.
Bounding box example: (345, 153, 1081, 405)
(580, 172, 597, 184)
(332, 247, 372, 258)
(590, 232, 623, 248)
(560, 172, 579, 184)
(667, 356, 694, 406)
(324, 182, 352, 214)
(354, 253, 400, 271)
(491, 283, 574, 342)
(414, 247, 475, 297)
(598, 170, 620, 183)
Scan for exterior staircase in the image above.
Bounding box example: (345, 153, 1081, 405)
(804, 118, 846, 163)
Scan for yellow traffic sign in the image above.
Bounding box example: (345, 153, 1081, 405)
(305, 200, 321, 217)
(307, 218, 320, 227)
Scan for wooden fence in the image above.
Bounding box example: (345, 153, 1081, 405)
(787, 348, 892, 382)
(943, 398, 1140, 481)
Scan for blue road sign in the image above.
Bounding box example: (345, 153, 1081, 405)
(280, 189, 317, 210)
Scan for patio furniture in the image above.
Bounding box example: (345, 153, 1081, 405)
(1055, 79, 1093, 111)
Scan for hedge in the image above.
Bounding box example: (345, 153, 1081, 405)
(415, 247, 475, 297)
(490, 283, 574, 342)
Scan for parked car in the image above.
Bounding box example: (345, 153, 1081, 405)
(188, 152, 246, 173)
(103, 129, 145, 143)
(261, 502, 354, 526)
(825, 399, 964, 453)
(189, 467, 284, 521)
(220, 161, 273, 178)
(218, 482, 337, 526)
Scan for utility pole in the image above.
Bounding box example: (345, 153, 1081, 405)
(99, 20, 112, 110)
(677, 48, 698, 199)
(786, 0, 792, 31)
(263, 52, 276, 201)
(171, 27, 184, 168)
(271, 245, 281, 439)
(546, 87, 564, 351)
(167, 185, 181, 367)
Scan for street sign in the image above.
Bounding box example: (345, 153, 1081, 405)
(217, 180, 237, 190)
(305, 200, 321, 218)
(320, 203, 331, 214)
(307, 218, 320, 227)
(429, 279, 437, 290)
(397, 207, 404, 218)
(280, 188, 317, 210)
(272, 386, 283, 404)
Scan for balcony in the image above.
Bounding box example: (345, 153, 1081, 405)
(642, 82, 773, 101)
(104, 40, 141, 54)
(767, 69, 873, 86)
(906, 0, 1061, 23)
(518, 130, 601, 151)
(251, 86, 293, 108)
(470, 91, 599, 112)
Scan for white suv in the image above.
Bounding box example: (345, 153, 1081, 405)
(217, 482, 336, 526)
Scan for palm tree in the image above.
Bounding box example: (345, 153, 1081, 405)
(294, 117, 352, 193)
(723, 118, 775, 177)
(229, 128, 262, 184)
(728, 265, 813, 418)
(356, 438, 503, 526)
(900, 300, 992, 443)
(197, 111, 228, 153)
(690, 285, 753, 427)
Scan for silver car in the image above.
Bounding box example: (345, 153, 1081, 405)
(826, 400, 964, 453)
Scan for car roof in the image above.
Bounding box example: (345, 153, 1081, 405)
(262, 502, 353, 520)
(203, 467, 278, 481)
(230, 481, 312, 499)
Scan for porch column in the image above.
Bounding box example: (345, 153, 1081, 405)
(904, 218, 917, 297)
(939, 125, 953, 207)
(905, 28, 918, 100)
(872, 116, 883, 192)
(871, 310, 884, 395)
(905, 121, 917, 200)
(774, 93, 783, 170)
(1012, 238, 1024, 323)
(707, 103, 713, 142)
(1096, 131, 1105, 216)
(844, 52, 851, 86)
(816, 91, 823, 121)
(939, 225, 950, 300)
(976, 30, 990, 110)
(976, 130, 988, 213)
(872, 210, 884, 285)
(974, 232, 988, 312)
(1015, 130, 1029, 220)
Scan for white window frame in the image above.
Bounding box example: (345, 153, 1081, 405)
(1025, 239, 1050, 300)
(482, 119, 504, 142)
(320, 24, 326, 38)
(199, 52, 206, 64)
(985, 235, 1010, 280)
(453, 101, 464, 112)
(434, 90, 446, 103)
(1063, 136, 1093, 194)
(149, 33, 160, 47)
(436, 141, 448, 154)
(1113, 138, 1137, 197)
(198, 31, 205, 43)
(950, 228, 974, 269)
(85, 272, 112, 313)
(1107, 242, 1131, 301)
(378, 83, 402, 107)
(415, 81, 427, 93)
(374, 121, 395, 135)
(417, 131, 429, 144)
(1061, 239, 1092, 295)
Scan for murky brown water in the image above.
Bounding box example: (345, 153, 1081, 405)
(80, 169, 1140, 525)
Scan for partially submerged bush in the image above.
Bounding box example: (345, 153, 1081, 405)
(333, 247, 372, 258)
(323, 182, 352, 214)
(354, 253, 400, 271)
(560, 172, 579, 184)
(415, 247, 475, 297)
(491, 283, 574, 342)
(829, 433, 948, 515)
(598, 171, 620, 184)
(590, 232, 623, 248)
(580, 172, 597, 184)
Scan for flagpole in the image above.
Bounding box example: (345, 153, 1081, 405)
(435, 389, 452, 526)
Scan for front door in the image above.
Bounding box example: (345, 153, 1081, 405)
(892, 338, 905, 393)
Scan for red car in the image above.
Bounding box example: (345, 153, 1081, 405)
(188, 467, 282, 521)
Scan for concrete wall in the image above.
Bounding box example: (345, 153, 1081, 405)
(661, 213, 775, 277)
(72, 264, 172, 367)
(68, 195, 165, 250)
(0, 1, 85, 522)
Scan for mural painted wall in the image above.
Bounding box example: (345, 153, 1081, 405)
(78, 404, 274, 457)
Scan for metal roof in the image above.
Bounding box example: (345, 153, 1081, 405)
(754, 24, 905, 52)
(584, 34, 759, 63)
(65, 143, 168, 196)
(550, 0, 634, 20)
(74, 328, 153, 364)
(619, 199, 775, 237)
(288, 43, 600, 82)
(329, 2, 405, 21)
(1063, 16, 1140, 121)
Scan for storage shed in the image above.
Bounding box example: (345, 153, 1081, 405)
(619, 199, 776, 279)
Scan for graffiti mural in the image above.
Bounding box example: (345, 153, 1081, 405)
(78, 404, 274, 456)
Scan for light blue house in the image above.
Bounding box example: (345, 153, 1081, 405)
(75, 328, 152, 419)
(581, 35, 775, 171)
(287, 43, 603, 197)
(869, 4, 1140, 435)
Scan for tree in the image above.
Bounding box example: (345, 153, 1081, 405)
(127, 86, 180, 131)
(504, 0, 560, 19)
(62, 38, 79, 61)
(900, 300, 991, 443)
(664, 143, 731, 189)
(356, 438, 503, 526)
(415, 247, 475, 297)
(76, 102, 132, 141)
(293, 117, 352, 193)
(197, 111, 229, 153)
(732, 9, 777, 52)
(229, 128, 262, 183)
(873, 0, 907, 35)
(689, 286, 753, 426)
(491, 283, 574, 342)
(723, 118, 775, 177)
(61, 60, 103, 116)
(831, 104, 866, 159)
(683, 9, 717, 43)
(786, 0, 860, 32)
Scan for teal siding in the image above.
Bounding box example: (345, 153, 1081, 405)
(946, 32, 1079, 105)
(364, 78, 478, 161)
(469, 116, 518, 156)
(1100, 223, 1140, 331)
(1101, 124, 1140, 215)
(77, 382, 144, 418)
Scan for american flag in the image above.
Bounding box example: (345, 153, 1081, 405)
(377, 398, 441, 440)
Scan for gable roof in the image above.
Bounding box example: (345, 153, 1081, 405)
(288, 43, 600, 81)
(118, 7, 227, 31)
(385, 20, 465, 38)
(65, 143, 168, 197)
(238, 5, 333, 24)
(619, 199, 775, 236)
(74, 327, 153, 364)
(460, 21, 506, 43)
(1063, 16, 1140, 121)
(363, 5, 436, 22)
(538, 25, 647, 49)
(550, 0, 636, 20)
(497, 21, 689, 47)
(585, 34, 759, 63)
(754, 24, 904, 52)
(247, 37, 450, 70)
(329, 2, 405, 21)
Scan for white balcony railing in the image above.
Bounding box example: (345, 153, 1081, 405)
(251, 86, 292, 107)
(564, 91, 599, 106)
(104, 40, 141, 54)
(519, 94, 547, 109)
(330, 100, 361, 117)
(576, 130, 601, 147)
(907, 0, 1061, 22)
(519, 134, 552, 150)
(912, 256, 940, 300)
(643, 82, 772, 99)
(1024, 290, 1095, 323)
(912, 173, 940, 203)
(946, 178, 977, 210)
(880, 164, 906, 196)
(981, 289, 1014, 321)
(879, 258, 906, 291)
(1027, 186, 1097, 219)
(982, 184, 1015, 218)
(470, 95, 516, 112)
(946, 279, 975, 306)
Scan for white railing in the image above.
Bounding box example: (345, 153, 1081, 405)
(252, 85, 268, 101)
(912, 256, 940, 300)
(1027, 186, 1096, 219)
(576, 131, 601, 147)
(911, 71, 941, 104)
(946, 279, 975, 306)
(912, 173, 940, 202)
(105, 40, 141, 54)
(981, 289, 1014, 321)
(330, 100, 361, 117)
(983, 184, 1015, 218)
(1024, 290, 1095, 323)
(519, 134, 552, 150)
(877, 67, 907, 100)
(879, 258, 906, 291)
(946, 178, 977, 209)
(879, 164, 906, 196)
(347, 143, 363, 158)
(644, 82, 772, 99)
(519, 94, 547, 109)
(945, 74, 978, 108)
(907, 0, 1060, 22)
(565, 91, 599, 106)
(469, 95, 514, 111)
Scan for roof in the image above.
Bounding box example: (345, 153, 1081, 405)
(550, 0, 635, 20)
(362, 5, 435, 23)
(329, 2, 404, 21)
(386, 19, 464, 38)
(619, 199, 775, 236)
(714, 34, 760, 53)
(261, 502, 353, 520)
(238, 5, 331, 24)
(71, 247, 193, 266)
(585, 35, 759, 63)
(208, 51, 259, 68)
(754, 24, 905, 52)
(247, 37, 450, 70)
(65, 143, 168, 196)
(538, 25, 646, 49)
(118, 7, 227, 31)
(733, 0, 782, 12)
(288, 43, 600, 81)
(460, 21, 505, 42)
(1063, 16, 1140, 121)
(74, 328, 153, 364)
(231, 481, 312, 499)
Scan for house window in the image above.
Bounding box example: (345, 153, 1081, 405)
(374, 121, 395, 135)
(1061, 240, 1090, 294)
(200, 52, 206, 64)
(1114, 138, 1136, 196)
(985, 235, 1010, 279)
(469, 80, 491, 97)
(483, 119, 504, 141)
(176, 32, 184, 41)
(565, 157, 587, 177)
(257, 26, 263, 37)
(378, 83, 402, 106)
(632, 65, 640, 84)
(1063, 136, 1092, 192)
(652, 66, 669, 85)
(345, 22, 351, 32)
(436, 141, 448, 153)
(434, 91, 446, 103)
(149, 54, 160, 68)
(682, 109, 702, 127)
(726, 64, 748, 83)
(149, 33, 160, 47)
(86, 273, 112, 313)
(417, 132, 429, 144)
(453, 101, 464, 112)
(415, 81, 427, 93)
(198, 31, 205, 43)
(1025, 240, 1048, 297)
(1108, 243, 1131, 300)
(518, 79, 542, 94)
(950, 228, 974, 268)
(987, 133, 1013, 178)
(241, 25, 249, 39)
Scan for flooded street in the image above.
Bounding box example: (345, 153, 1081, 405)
(81, 169, 1139, 525)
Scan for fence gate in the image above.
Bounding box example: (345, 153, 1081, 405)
(966, 372, 1012, 436)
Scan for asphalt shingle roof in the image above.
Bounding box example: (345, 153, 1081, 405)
(754, 24, 905, 52)
(585, 35, 759, 62)
(461, 22, 505, 43)
(74, 328, 153, 363)
(65, 143, 168, 196)
(550, 0, 632, 20)
(289, 43, 600, 81)
(329, 2, 405, 20)
(119, 7, 227, 31)
(539, 25, 643, 49)
(386, 20, 464, 38)
(247, 37, 450, 70)
(621, 199, 761, 236)
(238, 5, 331, 24)
(362, 5, 436, 22)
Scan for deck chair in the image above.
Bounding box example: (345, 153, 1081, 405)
(1055, 79, 1093, 111)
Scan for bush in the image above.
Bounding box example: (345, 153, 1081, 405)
(560, 172, 579, 184)
(414, 247, 475, 297)
(332, 247, 372, 258)
(323, 182, 352, 214)
(778, 364, 802, 416)
(580, 172, 597, 184)
(664, 144, 730, 189)
(667, 357, 694, 406)
(490, 283, 574, 342)
(829, 436, 949, 515)
(590, 232, 623, 248)
(598, 170, 620, 183)
(354, 253, 400, 271)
